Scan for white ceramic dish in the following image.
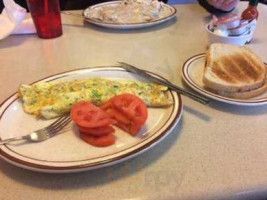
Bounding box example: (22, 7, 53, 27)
(221, 19, 240, 29)
(83, 1, 176, 29)
(206, 24, 253, 46)
(229, 23, 248, 36)
(182, 54, 267, 106)
(0, 67, 182, 173)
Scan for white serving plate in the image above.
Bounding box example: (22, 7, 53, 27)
(83, 1, 176, 29)
(0, 67, 182, 173)
(182, 54, 267, 106)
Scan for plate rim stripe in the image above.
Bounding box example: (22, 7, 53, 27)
(0, 67, 182, 172)
(182, 54, 267, 105)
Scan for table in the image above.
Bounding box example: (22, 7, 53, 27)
(1, 2, 267, 200)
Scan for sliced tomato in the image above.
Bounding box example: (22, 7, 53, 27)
(101, 94, 148, 135)
(112, 94, 148, 125)
(100, 100, 112, 110)
(80, 132, 115, 147)
(115, 122, 141, 136)
(130, 123, 141, 135)
(105, 108, 130, 125)
(115, 122, 129, 133)
(71, 101, 112, 128)
(78, 125, 115, 136)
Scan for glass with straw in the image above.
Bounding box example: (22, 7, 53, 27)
(26, 0, 62, 39)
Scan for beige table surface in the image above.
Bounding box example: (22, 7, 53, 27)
(1, 2, 267, 200)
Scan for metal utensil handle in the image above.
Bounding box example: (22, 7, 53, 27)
(160, 80, 209, 105)
(61, 11, 85, 19)
(142, 73, 209, 105)
(118, 62, 210, 105)
(0, 136, 25, 145)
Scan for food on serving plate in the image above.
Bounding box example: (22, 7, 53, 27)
(19, 77, 171, 119)
(80, 133, 115, 147)
(203, 43, 267, 99)
(85, 0, 171, 24)
(101, 93, 148, 136)
(71, 101, 116, 147)
(70, 101, 115, 130)
(71, 95, 148, 147)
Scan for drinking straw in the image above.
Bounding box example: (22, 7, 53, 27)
(44, 0, 48, 16)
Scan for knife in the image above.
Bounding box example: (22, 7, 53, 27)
(118, 62, 210, 105)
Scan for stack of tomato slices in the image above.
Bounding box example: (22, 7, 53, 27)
(101, 93, 148, 136)
(71, 101, 116, 147)
(70, 94, 148, 147)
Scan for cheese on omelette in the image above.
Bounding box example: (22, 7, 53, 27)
(18, 78, 172, 119)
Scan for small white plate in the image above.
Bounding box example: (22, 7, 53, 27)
(182, 54, 267, 106)
(83, 1, 176, 29)
(0, 67, 182, 173)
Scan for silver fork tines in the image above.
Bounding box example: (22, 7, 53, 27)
(46, 115, 72, 135)
(0, 115, 72, 145)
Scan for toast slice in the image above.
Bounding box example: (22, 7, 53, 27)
(203, 43, 266, 93)
(209, 76, 267, 99)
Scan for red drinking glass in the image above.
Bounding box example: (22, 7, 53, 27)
(27, 0, 63, 39)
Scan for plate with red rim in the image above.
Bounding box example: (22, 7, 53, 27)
(0, 67, 182, 173)
(182, 54, 267, 106)
(82, 1, 177, 29)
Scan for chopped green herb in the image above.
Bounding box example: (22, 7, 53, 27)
(91, 90, 101, 98)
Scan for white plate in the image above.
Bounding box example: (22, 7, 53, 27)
(182, 54, 267, 106)
(83, 1, 176, 29)
(0, 67, 182, 173)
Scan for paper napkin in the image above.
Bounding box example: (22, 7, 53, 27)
(0, 0, 36, 40)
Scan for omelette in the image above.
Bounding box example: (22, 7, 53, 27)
(18, 78, 172, 119)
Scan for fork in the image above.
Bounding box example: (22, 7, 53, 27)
(0, 115, 72, 145)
